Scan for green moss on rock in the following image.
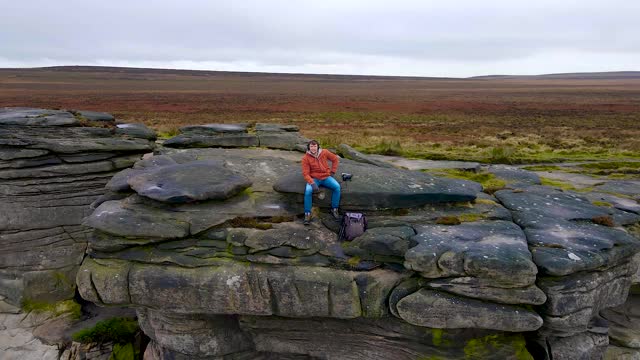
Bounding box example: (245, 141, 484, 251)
(72, 317, 138, 344)
(463, 333, 533, 360)
(21, 299, 81, 319)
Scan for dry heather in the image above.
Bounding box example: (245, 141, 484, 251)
(1, 67, 639, 163)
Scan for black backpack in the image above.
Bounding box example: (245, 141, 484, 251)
(338, 212, 367, 242)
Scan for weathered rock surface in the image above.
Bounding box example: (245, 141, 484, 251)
(71, 138, 640, 358)
(127, 160, 252, 203)
(406, 220, 538, 287)
(2, 115, 639, 359)
(487, 165, 542, 187)
(0, 107, 155, 306)
(274, 159, 481, 209)
(367, 154, 481, 171)
(594, 180, 640, 201)
(163, 122, 309, 151)
(336, 143, 395, 168)
(395, 288, 542, 331)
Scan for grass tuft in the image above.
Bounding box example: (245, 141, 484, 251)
(592, 215, 615, 227)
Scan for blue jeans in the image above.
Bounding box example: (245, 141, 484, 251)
(304, 176, 341, 213)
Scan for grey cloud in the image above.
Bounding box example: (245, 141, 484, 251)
(1, 0, 639, 75)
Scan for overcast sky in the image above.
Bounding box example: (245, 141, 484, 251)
(1, 0, 638, 77)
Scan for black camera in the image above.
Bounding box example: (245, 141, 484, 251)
(341, 173, 353, 181)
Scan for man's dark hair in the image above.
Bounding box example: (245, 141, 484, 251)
(307, 139, 319, 150)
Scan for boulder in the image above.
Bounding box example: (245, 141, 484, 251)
(405, 221, 538, 287)
(137, 308, 253, 357)
(84, 200, 190, 239)
(537, 261, 635, 335)
(343, 226, 415, 258)
(495, 186, 640, 276)
(0, 107, 78, 126)
(127, 160, 252, 203)
(274, 159, 481, 210)
(394, 288, 543, 332)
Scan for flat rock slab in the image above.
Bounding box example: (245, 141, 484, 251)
(525, 221, 640, 276)
(594, 180, 640, 200)
(84, 189, 296, 238)
(336, 144, 394, 168)
(367, 155, 481, 171)
(495, 185, 640, 226)
(115, 123, 156, 140)
(487, 165, 541, 187)
(274, 160, 481, 210)
(394, 288, 543, 332)
(163, 133, 260, 148)
(242, 223, 337, 254)
(405, 220, 537, 287)
(127, 160, 252, 203)
(581, 192, 640, 214)
(426, 277, 547, 305)
(78, 258, 407, 319)
(0, 107, 78, 126)
(84, 200, 190, 239)
(76, 110, 115, 122)
(495, 186, 640, 276)
(255, 123, 299, 132)
(0, 125, 154, 154)
(180, 124, 249, 134)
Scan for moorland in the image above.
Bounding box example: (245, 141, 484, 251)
(1, 66, 639, 164)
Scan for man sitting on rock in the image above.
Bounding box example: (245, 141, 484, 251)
(301, 140, 341, 224)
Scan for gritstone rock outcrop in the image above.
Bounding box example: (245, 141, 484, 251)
(3, 114, 640, 359)
(0, 107, 156, 307)
(73, 123, 640, 359)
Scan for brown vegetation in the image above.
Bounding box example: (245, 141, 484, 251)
(2, 66, 639, 162)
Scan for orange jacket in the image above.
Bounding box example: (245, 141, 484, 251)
(301, 149, 339, 184)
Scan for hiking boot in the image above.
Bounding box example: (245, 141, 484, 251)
(330, 208, 340, 220)
(303, 213, 311, 225)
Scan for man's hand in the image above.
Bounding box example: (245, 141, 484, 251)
(311, 183, 320, 193)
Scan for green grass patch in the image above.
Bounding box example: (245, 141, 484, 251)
(522, 165, 564, 171)
(458, 213, 487, 222)
(156, 126, 181, 139)
(22, 299, 81, 319)
(434, 170, 507, 194)
(539, 177, 578, 191)
(72, 317, 138, 344)
(579, 161, 640, 170)
(591, 200, 613, 207)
